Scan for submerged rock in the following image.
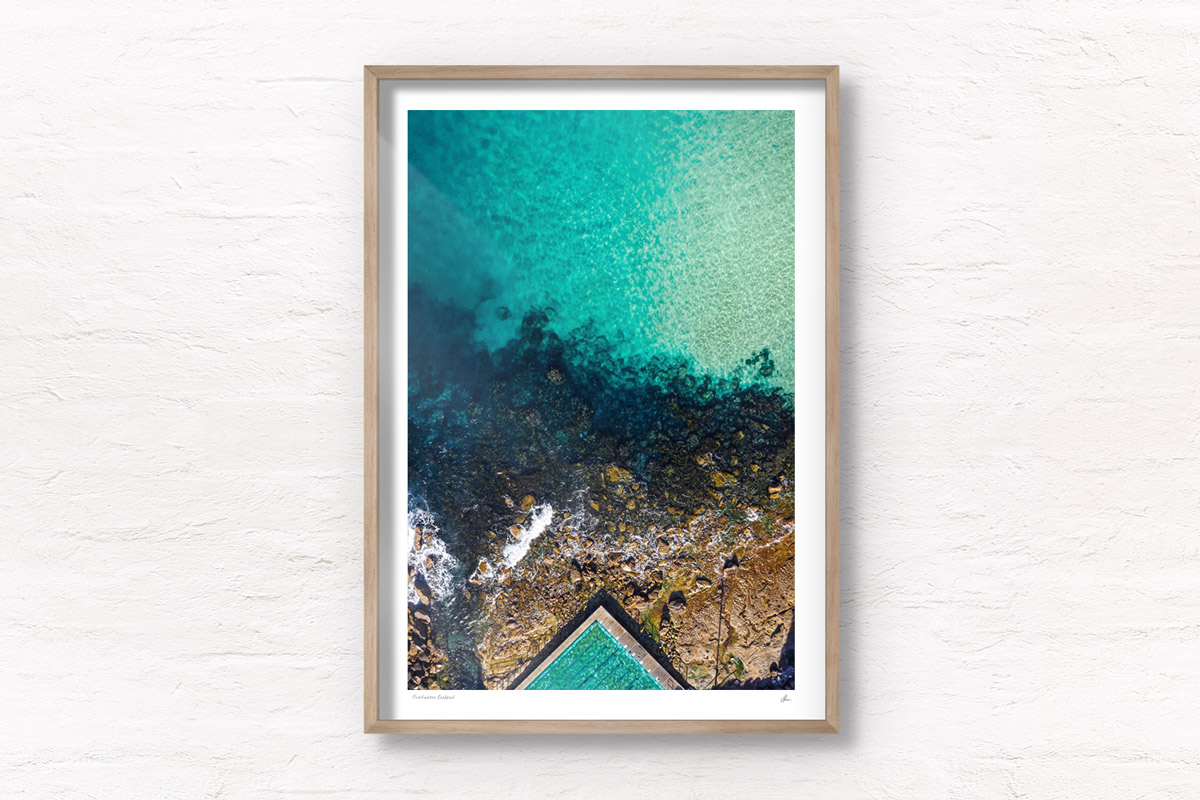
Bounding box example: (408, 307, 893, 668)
(604, 465, 632, 485)
(711, 472, 737, 488)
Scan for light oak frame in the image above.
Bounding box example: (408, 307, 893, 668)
(365, 65, 839, 733)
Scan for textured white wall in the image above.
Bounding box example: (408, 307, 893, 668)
(3, 1, 1198, 797)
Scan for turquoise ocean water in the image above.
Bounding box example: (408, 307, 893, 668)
(408, 110, 795, 391)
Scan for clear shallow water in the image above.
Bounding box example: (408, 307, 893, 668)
(408, 110, 796, 391)
(526, 621, 664, 691)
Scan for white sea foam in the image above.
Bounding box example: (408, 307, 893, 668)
(500, 503, 554, 568)
(407, 507, 458, 605)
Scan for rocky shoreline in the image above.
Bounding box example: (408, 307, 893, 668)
(472, 470, 795, 689)
(406, 306, 796, 690)
(408, 448, 796, 691)
(406, 535, 448, 690)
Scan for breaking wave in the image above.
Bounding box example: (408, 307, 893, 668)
(407, 506, 459, 604)
(500, 503, 554, 568)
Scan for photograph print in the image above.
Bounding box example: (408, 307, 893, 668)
(404, 108, 798, 692)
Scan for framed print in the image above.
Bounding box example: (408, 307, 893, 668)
(365, 66, 839, 733)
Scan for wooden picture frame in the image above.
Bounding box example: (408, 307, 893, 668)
(365, 65, 839, 733)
